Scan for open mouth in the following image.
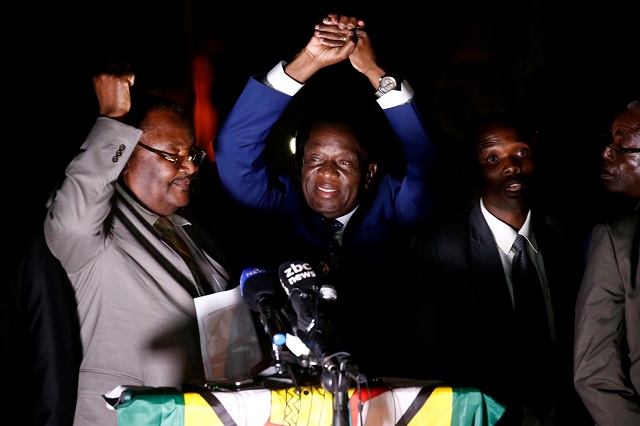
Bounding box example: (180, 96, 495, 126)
(317, 182, 338, 194)
(504, 179, 525, 192)
(318, 187, 337, 193)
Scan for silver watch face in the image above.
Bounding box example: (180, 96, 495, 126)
(380, 76, 397, 92)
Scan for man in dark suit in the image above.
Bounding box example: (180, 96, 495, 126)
(574, 100, 640, 426)
(215, 13, 438, 378)
(407, 112, 587, 425)
(3, 231, 81, 426)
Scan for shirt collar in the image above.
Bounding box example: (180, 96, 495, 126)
(335, 207, 356, 227)
(480, 198, 537, 255)
(334, 207, 358, 236)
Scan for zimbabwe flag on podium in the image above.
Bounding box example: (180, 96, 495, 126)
(106, 383, 504, 426)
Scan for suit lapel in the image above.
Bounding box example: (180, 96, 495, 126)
(469, 204, 515, 317)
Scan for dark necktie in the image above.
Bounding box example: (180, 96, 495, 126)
(322, 217, 343, 275)
(511, 234, 549, 341)
(154, 217, 211, 297)
(511, 234, 552, 408)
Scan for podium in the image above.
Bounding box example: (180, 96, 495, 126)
(105, 378, 505, 425)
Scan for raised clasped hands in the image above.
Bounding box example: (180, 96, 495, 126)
(316, 13, 363, 46)
(304, 13, 358, 65)
(286, 13, 367, 83)
(314, 13, 383, 88)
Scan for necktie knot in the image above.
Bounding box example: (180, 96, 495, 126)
(512, 234, 531, 274)
(154, 216, 174, 236)
(513, 234, 527, 252)
(322, 217, 343, 234)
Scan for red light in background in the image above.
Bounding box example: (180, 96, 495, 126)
(192, 51, 217, 162)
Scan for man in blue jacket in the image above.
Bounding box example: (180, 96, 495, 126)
(215, 13, 438, 378)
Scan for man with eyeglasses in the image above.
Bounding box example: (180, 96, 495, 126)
(574, 99, 640, 426)
(599, 100, 640, 211)
(43, 66, 262, 426)
(137, 141, 207, 170)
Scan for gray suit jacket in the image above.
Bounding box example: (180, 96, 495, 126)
(44, 118, 234, 426)
(574, 212, 640, 426)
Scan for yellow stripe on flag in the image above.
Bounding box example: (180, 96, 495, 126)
(270, 385, 334, 426)
(184, 392, 225, 426)
(407, 386, 453, 426)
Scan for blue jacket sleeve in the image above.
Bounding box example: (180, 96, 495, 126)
(215, 76, 294, 210)
(378, 101, 438, 227)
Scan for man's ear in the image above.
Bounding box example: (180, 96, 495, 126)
(363, 162, 378, 190)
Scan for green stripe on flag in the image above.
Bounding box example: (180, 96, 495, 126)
(118, 393, 185, 426)
(451, 387, 505, 426)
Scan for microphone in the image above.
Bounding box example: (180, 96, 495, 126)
(278, 260, 332, 327)
(277, 261, 343, 361)
(240, 267, 287, 347)
(278, 260, 367, 397)
(279, 259, 336, 300)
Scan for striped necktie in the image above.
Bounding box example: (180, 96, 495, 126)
(154, 217, 211, 297)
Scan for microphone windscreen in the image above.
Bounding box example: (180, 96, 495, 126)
(240, 267, 279, 311)
(278, 260, 330, 295)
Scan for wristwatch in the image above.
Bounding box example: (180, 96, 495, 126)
(375, 74, 399, 98)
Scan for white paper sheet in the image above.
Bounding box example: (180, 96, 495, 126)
(194, 286, 263, 381)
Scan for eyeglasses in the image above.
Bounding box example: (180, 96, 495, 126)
(605, 144, 640, 158)
(137, 142, 206, 169)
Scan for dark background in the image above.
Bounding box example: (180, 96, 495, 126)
(7, 0, 640, 256)
(1, 2, 637, 420)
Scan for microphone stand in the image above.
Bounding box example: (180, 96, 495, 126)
(321, 358, 349, 426)
(320, 353, 366, 426)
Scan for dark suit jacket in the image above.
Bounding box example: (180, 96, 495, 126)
(407, 202, 587, 424)
(5, 232, 82, 426)
(215, 74, 438, 378)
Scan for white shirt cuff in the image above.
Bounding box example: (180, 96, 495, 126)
(265, 61, 304, 96)
(377, 80, 414, 109)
